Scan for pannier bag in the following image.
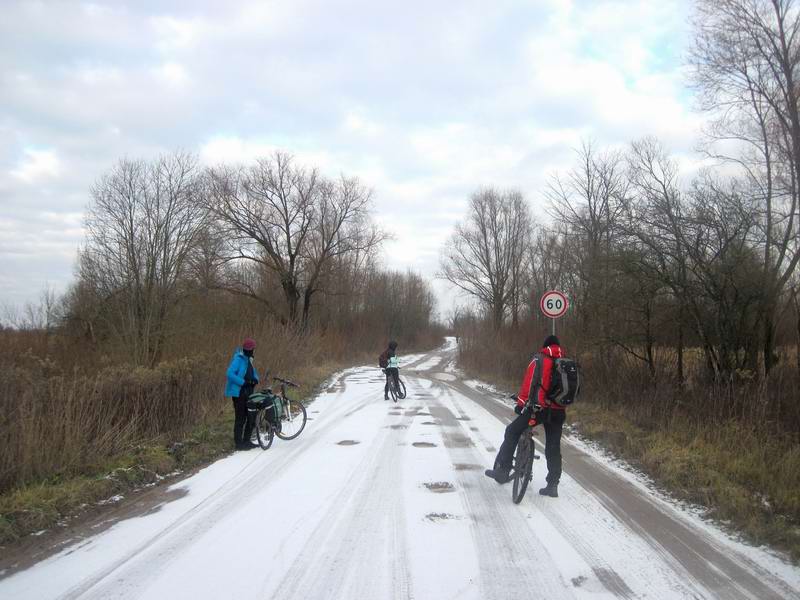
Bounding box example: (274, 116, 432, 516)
(246, 391, 270, 409)
(247, 392, 284, 422)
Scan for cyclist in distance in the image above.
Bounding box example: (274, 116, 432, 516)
(485, 335, 566, 497)
(225, 337, 260, 450)
(382, 340, 400, 401)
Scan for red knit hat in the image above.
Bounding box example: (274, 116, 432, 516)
(242, 338, 256, 351)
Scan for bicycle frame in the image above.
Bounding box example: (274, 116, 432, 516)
(273, 376, 299, 423)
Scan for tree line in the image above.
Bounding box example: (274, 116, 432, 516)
(58, 150, 436, 367)
(443, 0, 800, 385)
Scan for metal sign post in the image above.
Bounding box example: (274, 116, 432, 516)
(539, 290, 569, 336)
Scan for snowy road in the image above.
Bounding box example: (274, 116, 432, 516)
(2, 339, 799, 599)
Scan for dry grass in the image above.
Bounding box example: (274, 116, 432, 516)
(0, 316, 444, 544)
(570, 402, 800, 562)
(0, 357, 218, 490)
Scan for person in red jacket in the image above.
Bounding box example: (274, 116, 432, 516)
(485, 335, 566, 497)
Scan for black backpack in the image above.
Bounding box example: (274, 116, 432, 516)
(379, 350, 389, 369)
(544, 356, 581, 405)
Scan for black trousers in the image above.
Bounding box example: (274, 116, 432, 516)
(232, 394, 255, 445)
(494, 407, 566, 486)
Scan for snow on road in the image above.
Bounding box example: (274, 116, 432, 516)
(1, 341, 799, 599)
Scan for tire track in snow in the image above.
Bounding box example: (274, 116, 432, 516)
(432, 357, 798, 600)
(273, 403, 414, 600)
(440, 383, 655, 599)
(58, 383, 380, 600)
(421, 384, 577, 600)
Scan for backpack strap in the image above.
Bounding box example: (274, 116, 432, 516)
(528, 353, 543, 407)
(542, 352, 558, 408)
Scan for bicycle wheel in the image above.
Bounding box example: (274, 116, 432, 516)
(389, 381, 398, 403)
(397, 379, 407, 399)
(512, 434, 533, 504)
(276, 398, 308, 440)
(255, 410, 274, 450)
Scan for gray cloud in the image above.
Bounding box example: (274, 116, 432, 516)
(1, 0, 699, 312)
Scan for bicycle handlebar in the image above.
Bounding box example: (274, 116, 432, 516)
(273, 376, 299, 388)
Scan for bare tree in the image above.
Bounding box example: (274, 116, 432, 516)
(204, 152, 384, 328)
(80, 152, 205, 366)
(299, 175, 385, 325)
(792, 282, 800, 374)
(0, 286, 59, 332)
(624, 137, 690, 380)
(547, 142, 627, 339)
(439, 188, 532, 330)
(691, 0, 800, 372)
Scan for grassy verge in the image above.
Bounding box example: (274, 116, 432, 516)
(0, 360, 344, 547)
(568, 402, 800, 562)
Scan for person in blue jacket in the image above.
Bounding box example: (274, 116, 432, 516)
(225, 337, 260, 450)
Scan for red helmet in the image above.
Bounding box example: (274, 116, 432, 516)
(242, 338, 256, 351)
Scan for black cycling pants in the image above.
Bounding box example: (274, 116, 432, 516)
(494, 407, 566, 485)
(232, 394, 255, 445)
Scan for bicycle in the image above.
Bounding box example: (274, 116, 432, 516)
(511, 403, 541, 504)
(384, 367, 407, 402)
(248, 376, 308, 450)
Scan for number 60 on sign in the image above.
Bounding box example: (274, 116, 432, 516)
(539, 290, 568, 319)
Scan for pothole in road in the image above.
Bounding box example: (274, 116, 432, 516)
(416, 412, 432, 417)
(469, 426, 479, 432)
(444, 434, 473, 448)
(412, 442, 437, 448)
(571, 575, 587, 588)
(423, 481, 455, 493)
(387, 424, 408, 429)
(336, 440, 360, 446)
(425, 512, 461, 522)
(454, 463, 482, 471)
(421, 421, 437, 425)
(456, 416, 471, 421)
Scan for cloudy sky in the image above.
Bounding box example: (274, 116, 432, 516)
(0, 0, 703, 313)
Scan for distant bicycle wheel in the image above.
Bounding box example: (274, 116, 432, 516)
(389, 383, 398, 403)
(512, 433, 534, 504)
(397, 379, 407, 399)
(276, 398, 308, 440)
(255, 410, 274, 450)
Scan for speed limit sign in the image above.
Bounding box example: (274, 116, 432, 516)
(540, 290, 568, 319)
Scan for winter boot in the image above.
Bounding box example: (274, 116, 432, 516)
(538, 483, 558, 497)
(484, 468, 511, 484)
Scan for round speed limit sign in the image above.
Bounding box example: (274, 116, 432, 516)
(540, 290, 568, 319)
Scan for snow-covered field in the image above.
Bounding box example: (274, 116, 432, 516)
(1, 340, 798, 599)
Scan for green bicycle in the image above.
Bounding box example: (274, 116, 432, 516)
(247, 376, 308, 450)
